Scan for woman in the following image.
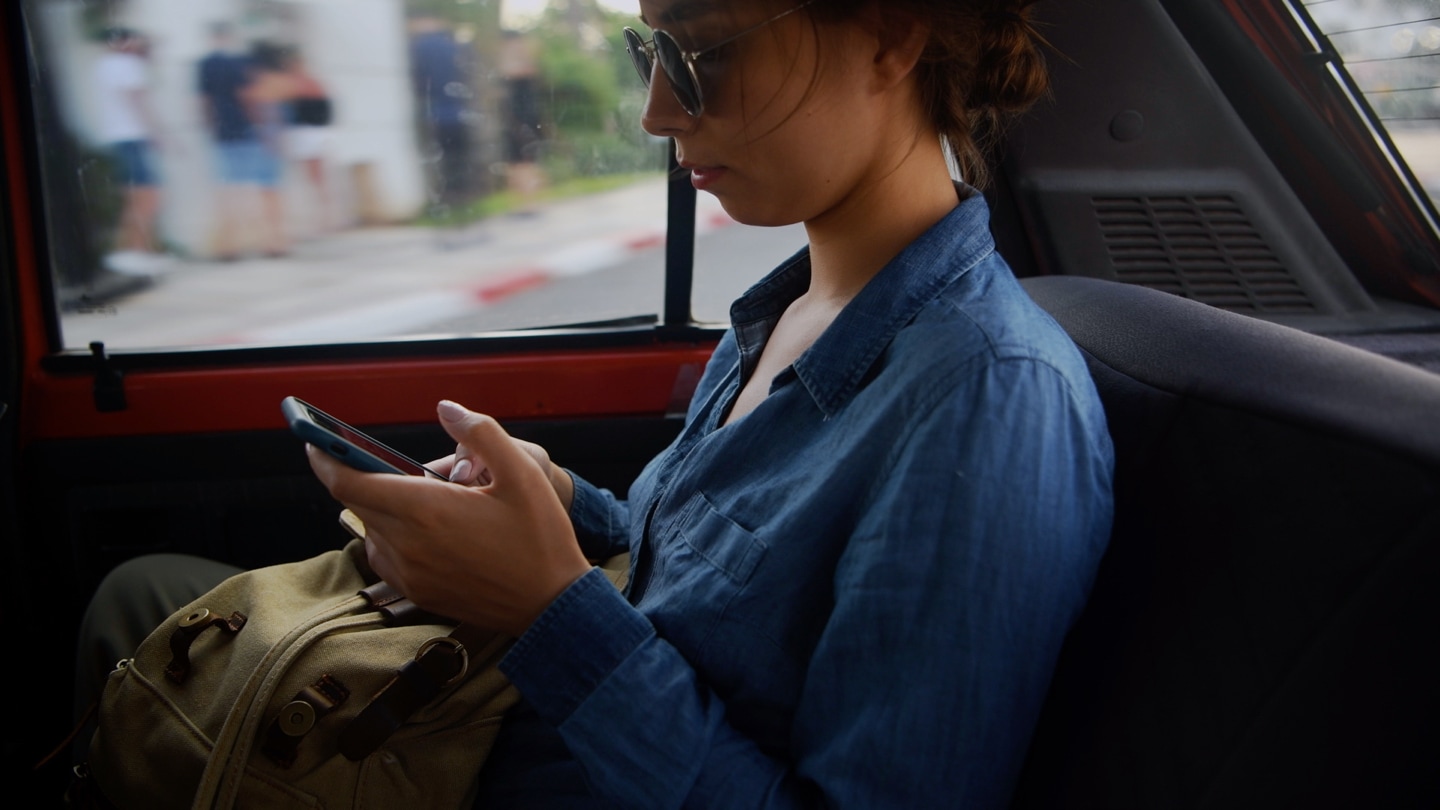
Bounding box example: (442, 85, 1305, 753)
(80, 1, 1113, 806)
(322, 0, 1112, 804)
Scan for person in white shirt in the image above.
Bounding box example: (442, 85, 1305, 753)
(95, 28, 169, 275)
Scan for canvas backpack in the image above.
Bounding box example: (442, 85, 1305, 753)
(77, 533, 625, 809)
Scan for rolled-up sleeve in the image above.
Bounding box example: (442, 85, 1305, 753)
(567, 473, 631, 560)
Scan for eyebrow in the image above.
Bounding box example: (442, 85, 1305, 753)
(640, 0, 721, 28)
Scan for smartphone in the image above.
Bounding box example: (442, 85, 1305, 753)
(282, 396, 445, 479)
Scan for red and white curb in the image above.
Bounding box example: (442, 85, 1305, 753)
(230, 211, 737, 344)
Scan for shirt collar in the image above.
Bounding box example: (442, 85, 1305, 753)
(727, 186, 997, 417)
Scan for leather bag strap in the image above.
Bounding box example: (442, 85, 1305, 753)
(339, 623, 498, 761)
(260, 675, 352, 768)
(360, 581, 446, 625)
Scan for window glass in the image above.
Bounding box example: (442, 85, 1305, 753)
(1301, 0, 1440, 208)
(691, 213, 808, 326)
(23, 0, 682, 351)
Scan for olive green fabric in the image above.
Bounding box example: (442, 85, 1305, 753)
(87, 539, 625, 809)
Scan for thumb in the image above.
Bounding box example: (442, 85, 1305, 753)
(436, 401, 538, 488)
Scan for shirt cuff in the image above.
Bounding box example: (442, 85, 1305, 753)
(566, 470, 621, 558)
(500, 567, 655, 724)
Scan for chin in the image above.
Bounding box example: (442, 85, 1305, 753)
(713, 194, 801, 229)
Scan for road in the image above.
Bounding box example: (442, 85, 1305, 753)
(59, 178, 808, 350)
(422, 219, 807, 334)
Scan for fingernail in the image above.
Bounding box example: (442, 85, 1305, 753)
(450, 458, 473, 483)
(437, 400, 466, 423)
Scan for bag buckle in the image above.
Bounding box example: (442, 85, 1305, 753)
(416, 636, 469, 688)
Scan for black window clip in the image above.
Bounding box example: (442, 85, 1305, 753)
(90, 341, 127, 413)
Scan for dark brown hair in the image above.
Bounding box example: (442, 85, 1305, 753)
(810, 0, 1051, 189)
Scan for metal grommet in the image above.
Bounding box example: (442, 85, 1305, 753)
(178, 608, 212, 628)
(417, 637, 469, 687)
(278, 700, 317, 736)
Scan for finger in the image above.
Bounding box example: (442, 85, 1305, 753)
(427, 453, 458, 478)
(436, 401, 540, 489)
(363, 531, 402, 588)
(306, 442, 354, 494)
(449, 443, 482, 485)
(444, 444, 494, 486)
(306, 443, 439, 512)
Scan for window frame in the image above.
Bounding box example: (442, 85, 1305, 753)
(1286, 0, 1440, 236)
(2, 3, 720, 409)
(1158, 0, 1440, 310)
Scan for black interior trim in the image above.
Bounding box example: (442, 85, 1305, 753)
(37, 322, 726, 375)
(663, 143, 697, 327)
(1012, 0, 1374, 318)
(1160, 0, 1382, 213)
(0, 0, 32, 792)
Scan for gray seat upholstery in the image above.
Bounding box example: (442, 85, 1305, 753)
(1012, 276, 1440, 809)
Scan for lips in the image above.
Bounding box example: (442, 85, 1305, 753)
(681, 159, 729, 191)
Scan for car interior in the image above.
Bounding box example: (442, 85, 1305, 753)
(3, 0, 1439, 806)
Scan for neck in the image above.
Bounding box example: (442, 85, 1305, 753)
(801, 134, 958, 307)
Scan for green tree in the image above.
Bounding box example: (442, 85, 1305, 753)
(532, 2, 663, 180)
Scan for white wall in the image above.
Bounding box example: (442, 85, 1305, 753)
(35, 0, 425, 258)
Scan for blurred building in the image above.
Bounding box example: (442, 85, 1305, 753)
(31, 0, 428, 258)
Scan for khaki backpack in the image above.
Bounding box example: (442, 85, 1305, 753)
(80, 532, 625, 809)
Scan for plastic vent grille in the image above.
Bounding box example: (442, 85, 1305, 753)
(1093, 195, 1316, 313)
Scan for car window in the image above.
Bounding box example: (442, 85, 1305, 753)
(1299, 0, 1440, 208)
(18, 0, 795, 353)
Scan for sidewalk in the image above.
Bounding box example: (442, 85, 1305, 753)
(62, 176, 737, 349)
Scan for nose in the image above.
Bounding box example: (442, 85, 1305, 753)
(640, 63, 693, 137)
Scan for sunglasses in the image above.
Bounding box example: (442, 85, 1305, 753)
(623, 1, 816, 117)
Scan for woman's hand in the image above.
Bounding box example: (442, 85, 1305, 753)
(307, 400, 592, 636)
(440, 430, 575, 511)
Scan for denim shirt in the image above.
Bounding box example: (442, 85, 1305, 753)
(493, 190, 1115, 808)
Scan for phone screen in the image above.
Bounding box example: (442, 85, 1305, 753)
(284, 397, 443, 478)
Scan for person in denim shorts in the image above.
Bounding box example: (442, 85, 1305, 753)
(198, 22, 274, 259)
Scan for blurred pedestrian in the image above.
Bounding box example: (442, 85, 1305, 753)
(95, 27, 170, 275)
(500, 29, 546, 216)
(408, 12, 475, 205)
(281, 48, 335, 234)
(240, 42, 294, 257)
(197, 22, 261, 260)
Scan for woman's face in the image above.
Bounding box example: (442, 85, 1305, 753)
(636, 0, 894, 228)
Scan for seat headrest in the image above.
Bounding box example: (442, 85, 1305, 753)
(1021, 276, 1440, 469)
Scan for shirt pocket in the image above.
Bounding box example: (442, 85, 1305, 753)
(644, 493, 768, 659)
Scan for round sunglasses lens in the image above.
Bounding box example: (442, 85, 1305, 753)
(652, 32, 702, 115)
(622, 29, 653, 87)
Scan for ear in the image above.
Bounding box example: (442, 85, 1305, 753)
(867, 5, 930, 92)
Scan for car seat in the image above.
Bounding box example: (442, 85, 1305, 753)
(1011, 276, 1440, 808)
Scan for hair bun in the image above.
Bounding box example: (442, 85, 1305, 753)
(970, 5, 1047, 114)
(983, 9, 1028, 29)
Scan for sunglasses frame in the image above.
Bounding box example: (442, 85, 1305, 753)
(623, 0, 816, 117)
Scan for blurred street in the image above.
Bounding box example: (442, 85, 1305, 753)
(62, 177, 809, 350)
